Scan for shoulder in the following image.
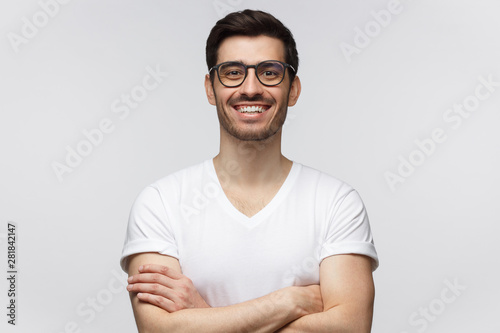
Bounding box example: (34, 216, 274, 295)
(135, 159, 212, 203)
(150, 159, 211, 190)
(293, 162, 356, 198)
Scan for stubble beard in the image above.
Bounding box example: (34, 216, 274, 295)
(215, 95, 289, 142)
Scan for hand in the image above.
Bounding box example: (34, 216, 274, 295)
(290, 285, 323, 316)
(273, 285, 323, 332)
(127, 264, 210, 312)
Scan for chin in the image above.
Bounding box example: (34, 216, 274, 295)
(227, 126, 281, 142)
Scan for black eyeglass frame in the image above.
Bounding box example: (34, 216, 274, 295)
(209, 60, 296, 87)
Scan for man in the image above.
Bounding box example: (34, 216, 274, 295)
(121, 9, 378, 332)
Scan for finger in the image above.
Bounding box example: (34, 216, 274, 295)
(127, 282, 179, 301)
(136, 292, 181, 313)
(128, 272, 176, 289)
(138, 264, 184, 279)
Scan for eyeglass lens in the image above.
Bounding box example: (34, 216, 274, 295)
(218, 61, 285, 87)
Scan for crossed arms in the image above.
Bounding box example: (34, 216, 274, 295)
(125, 252, 374, 333)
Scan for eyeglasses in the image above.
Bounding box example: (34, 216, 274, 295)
(209, 60, 295, 87)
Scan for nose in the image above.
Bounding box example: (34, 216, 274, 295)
(239, 68, 264, 97)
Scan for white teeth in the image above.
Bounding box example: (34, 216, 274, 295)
(237, 106, 267, 113)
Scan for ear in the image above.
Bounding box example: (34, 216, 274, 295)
(205, 74, 216, 106)
(287, 76, 301, 107)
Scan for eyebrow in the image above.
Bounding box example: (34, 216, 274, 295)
(223, 60, 280, 66)
(225, 59, 248, 65)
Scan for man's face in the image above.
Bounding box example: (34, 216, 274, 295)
(205, 35, 300, 141)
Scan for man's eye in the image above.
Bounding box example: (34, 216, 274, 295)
(227, 70, 243, 76)
(221, 64, 244, 76)
(262, 71, 278, 77)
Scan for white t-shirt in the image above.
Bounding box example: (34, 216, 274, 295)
(120, 159, 379, 307)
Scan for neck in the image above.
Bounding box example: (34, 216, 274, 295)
(213, 127, 292, 189)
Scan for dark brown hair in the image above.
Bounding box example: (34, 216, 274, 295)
(206, 9, 299, 81)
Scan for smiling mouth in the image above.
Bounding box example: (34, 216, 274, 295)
(234, 105, 270, 113)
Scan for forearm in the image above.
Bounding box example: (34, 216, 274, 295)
(276, 304, 373, 333)
(133, 286, 306, 333)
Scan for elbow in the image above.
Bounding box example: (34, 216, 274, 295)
(137, 323, 173, 333)
(136, 321, 176, 333)
(136, 322, 156, 333)
(136, 315, 185, 333)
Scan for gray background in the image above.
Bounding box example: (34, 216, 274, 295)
(1, 0, 499, 332)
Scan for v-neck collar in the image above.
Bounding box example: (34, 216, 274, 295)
(206, 158, 301, 228)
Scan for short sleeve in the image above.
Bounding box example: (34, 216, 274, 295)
(320, 189, 379, 271)
(120, 185, 178, 272)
